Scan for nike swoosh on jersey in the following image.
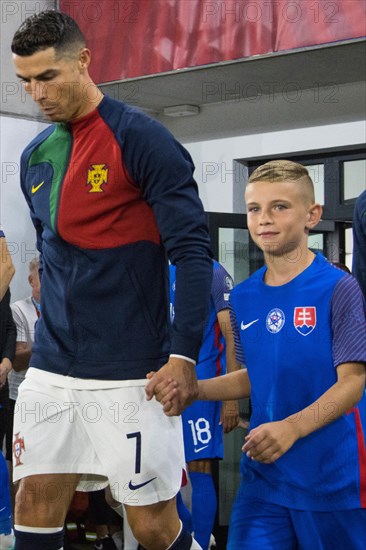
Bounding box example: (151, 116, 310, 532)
(31, 181, 45, 194)
(128, 477, 157, 490)
(241, 319, 259, 330)
(194, 445, 209, 453)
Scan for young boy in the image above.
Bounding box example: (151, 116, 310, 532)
(156, 160, 366, 549)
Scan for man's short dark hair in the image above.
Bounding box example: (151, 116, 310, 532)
(11, 10, 85, 57)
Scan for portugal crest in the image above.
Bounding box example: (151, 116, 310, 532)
(13, 432, 25, 467)
(294, 306, 317, 336)
(87, 164, 108, 192)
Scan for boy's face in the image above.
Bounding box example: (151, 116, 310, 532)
(13, 46, 90, 122)
(245, 179, 318, 259)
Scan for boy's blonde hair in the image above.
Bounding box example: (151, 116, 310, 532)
(248, 160, 315, 204)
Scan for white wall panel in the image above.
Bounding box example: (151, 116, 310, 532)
(184, 120, 366, 213)
(0, 115, 49, 301)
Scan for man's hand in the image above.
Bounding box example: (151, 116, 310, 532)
(220, 400, 240, 433)
(242, 420, 299, 464)
(0, 358, 11, 388)
(145, 356, 198, 416)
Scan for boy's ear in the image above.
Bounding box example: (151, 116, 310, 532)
(305, 203, 322, 229)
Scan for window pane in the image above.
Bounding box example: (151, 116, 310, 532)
(309, 233, 324, 254)
(218, 227, 250, 284)
(345, 226, 353, 272)
(343, 159, 366, 200)
(306, 164, 324, 204)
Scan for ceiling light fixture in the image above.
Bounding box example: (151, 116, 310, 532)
(163, 104, 200, 117)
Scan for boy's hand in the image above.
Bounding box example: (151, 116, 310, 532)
(145, 357, 198, 416)
(220, 400, 240, 433)
(242, 420, 298, 463)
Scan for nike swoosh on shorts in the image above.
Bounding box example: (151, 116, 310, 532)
(128, 477, 157, 490)
(194, 445, 209, 453)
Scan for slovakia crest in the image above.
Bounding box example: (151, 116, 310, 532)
(266, 308, 285, 334)
(294, 307, 317, 336)
(13, 432, 25, 467)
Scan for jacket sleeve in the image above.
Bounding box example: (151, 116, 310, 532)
(20, 148, 44, 282)
(121, 111, 213, 361)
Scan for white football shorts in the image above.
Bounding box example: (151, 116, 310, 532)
(12, 368, 185, 506)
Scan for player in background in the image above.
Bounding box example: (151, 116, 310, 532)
(170, 261, 239, 550)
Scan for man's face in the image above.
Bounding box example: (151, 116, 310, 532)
(13, 46, 89, 122)
(29, 267, 41, 302)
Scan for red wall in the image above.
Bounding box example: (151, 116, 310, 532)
(60, 0, 366, 83)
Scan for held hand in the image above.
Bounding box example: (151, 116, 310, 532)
(242, 420, 299, 464)
(145, 357, 198, 416)
(146, 370, 178, 413)
(220, 400, 240, 433)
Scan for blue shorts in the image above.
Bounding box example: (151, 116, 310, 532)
(228, 482, 366, 550)
(182, 358, 224, 463)
(182, 399, 223, 462)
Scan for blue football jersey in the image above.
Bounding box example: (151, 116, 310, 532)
(170, 260, 233, 375)
(230, 253, 366, 510)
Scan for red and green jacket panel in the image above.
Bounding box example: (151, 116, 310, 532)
(20, 95, 212, 379)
